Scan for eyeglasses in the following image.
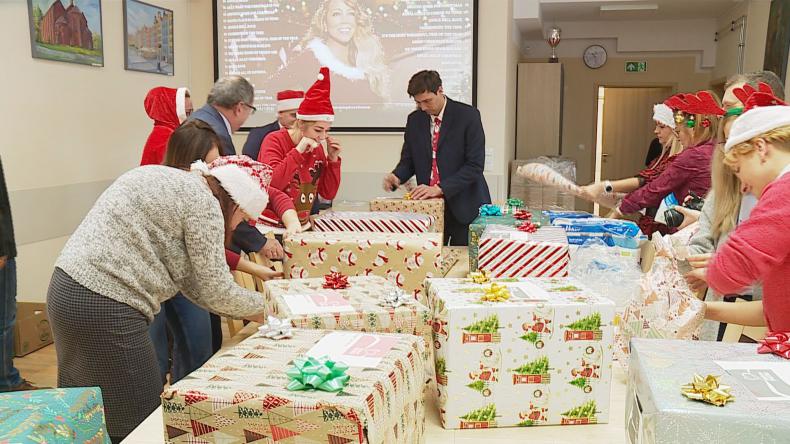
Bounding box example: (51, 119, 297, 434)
(241, 102, 257, 114)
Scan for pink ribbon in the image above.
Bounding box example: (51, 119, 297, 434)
(757, 331, 790, 359)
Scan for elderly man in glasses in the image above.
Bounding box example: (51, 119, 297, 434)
(190, 75, 257, 156)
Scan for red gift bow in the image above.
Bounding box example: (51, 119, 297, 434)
(513, 210, 532, 220)
(517, 222, 538, 233)
(757, 331, 790, 359)
(323, 272, 350, 289)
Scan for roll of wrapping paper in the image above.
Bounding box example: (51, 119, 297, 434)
(517, 163, 625, 206)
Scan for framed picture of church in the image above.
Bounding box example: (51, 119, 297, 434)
(123, 0, 174, 76)
(27, 0, 104, 67)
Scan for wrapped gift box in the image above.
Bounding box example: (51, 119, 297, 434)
(551, 217, 646, 249)
(477, 225, 570, 278)
(369, 197, 444, 233)
(263, 276, 432, 361)
(468, 210, 525, 272)
(627, 339, 790, 444)
(283, 232, 441, 306)
(162, 330, 426, 444)
(313, 211, 435, 234)
(0, 387, 110, 443)
(426, 277, 615, 429)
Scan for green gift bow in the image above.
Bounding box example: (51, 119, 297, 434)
(286, 356, 350, 392)
(479, 204, 502, 216)
(506, 198, 524, 209)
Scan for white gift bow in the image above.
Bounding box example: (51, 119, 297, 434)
(258, 316, 293, 340)
(378, 289, 414, 308)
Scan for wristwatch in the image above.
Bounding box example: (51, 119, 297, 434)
(603, 180, 614, 194)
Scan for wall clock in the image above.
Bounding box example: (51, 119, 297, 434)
(583, 45, 607, 69)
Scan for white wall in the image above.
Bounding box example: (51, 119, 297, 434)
(0, 0, 195, 302)
(712, 0, 771, 83)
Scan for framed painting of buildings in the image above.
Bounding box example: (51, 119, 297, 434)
(123, 0, 174, 75)
(764, 0, 790, 81)
(27, 0, 104, 67)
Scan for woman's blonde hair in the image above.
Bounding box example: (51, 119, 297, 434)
(725, 125, 790, 168)
(710, 114, 741, 238)
(306, 0, 390, 99)
(665, 131, 684, 157)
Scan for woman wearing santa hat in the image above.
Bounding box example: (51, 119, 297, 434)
(703, 89, 790, 354)
(258, 67, 342, 231)
(580, 100, 686, 236)
(140, 86, 193, 166)
(46, 121, 272, 441)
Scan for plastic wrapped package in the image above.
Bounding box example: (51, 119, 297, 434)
(552, 217, 647, 249)
(569, 239, 642, 312)
(510, 157, 577, 211)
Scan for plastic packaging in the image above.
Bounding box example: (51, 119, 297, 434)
(569, 239, 642, 311)
(552, 217, 646, 249)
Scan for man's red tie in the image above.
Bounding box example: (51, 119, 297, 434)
(429, 117, 441, 186)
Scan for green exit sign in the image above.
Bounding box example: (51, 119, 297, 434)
(626, 61, 647, 72)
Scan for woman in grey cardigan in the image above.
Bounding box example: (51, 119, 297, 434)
(47, 123, 270, 442)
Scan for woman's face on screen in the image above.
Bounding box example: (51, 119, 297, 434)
(326, 0, 357, 45)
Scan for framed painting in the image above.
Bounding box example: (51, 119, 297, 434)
(27, 0, 104, 67)
(123, 0, 174, 75)
(764, 0, 790, 81)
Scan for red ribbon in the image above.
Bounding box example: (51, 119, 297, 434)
(323, 272, 350, 289)
(757, 331, 790, 359)
(517, 222, 538, 233)
(513, 210, 532, 220)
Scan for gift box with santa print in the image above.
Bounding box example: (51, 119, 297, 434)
(468, 204, 543, 272)
(477, 225, 570, 278)
(263, 276, 432, 366)
(369, 197, 445, 233)
(283, 232, 442, 306)
(162, 329, 427, 444)
(426, 276, 615, 429)
(312, 211, 436, 234)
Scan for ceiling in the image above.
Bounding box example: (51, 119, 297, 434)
(538, 0, 742, 22)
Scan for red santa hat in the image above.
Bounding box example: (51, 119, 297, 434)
(297, 67, 334, 122)
(277, 90, 304, 112)
(191, 156, 271, 217)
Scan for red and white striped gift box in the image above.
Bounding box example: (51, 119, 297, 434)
(312, 211, 436, 233)
(477, 225, 569, 278)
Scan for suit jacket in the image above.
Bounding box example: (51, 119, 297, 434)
(242, 120, 280, 161)
(393, 98, 491, 225)
(189, 104, 236, 156)
(0, 156, 16, 259)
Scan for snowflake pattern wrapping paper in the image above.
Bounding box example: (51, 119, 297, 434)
(426, 277, 615, 429)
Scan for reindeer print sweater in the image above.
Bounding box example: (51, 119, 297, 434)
(257, 128, 341, 226)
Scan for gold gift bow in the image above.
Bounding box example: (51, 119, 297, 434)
(467, 270, 491, 284)
(681, 373, 735, 407)
(479, 283, 511, 302)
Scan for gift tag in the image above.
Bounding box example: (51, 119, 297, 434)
(308, 332, 399, 367)
(282, 291, 356, 315)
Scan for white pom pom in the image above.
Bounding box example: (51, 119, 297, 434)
(317, 73, 324, 81)
(190, 160, 211, 176)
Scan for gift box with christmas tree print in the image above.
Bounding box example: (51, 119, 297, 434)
(283, 232, 442, 306)
(162, 329, 427, 444)
(263, 276, 432, 370)
(426, 276, 615, 429)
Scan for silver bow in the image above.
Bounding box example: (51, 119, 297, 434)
(258, 316, 293, 340)
(378, 288, 414, 308)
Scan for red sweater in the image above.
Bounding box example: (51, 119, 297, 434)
(140, 87, 181, 166)
(707, 172, 790, 331)
(257, 128, 341, 225)
(620, 140, 715, 214)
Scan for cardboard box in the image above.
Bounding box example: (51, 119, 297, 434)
(283, 232, 442, 306)
(0, 387, 110, 442)
(370, 198, 445, 234)
(162, 330, 426, 444)
(426, 277, 615, 429)
(14, 302, 53, 357)
(627, 339, 790, 444)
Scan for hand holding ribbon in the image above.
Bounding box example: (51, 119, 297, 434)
(258, 316, 293, 340)
(286, 356, 350, 392)
(480, 283, 511, 302)
(323, 272, 350, 289)
(757, 331, 790, 359)
(681, 373, 734, 406)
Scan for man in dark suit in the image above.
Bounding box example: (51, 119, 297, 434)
(242, 90, 303, 161)
(383, 70, 491, 246)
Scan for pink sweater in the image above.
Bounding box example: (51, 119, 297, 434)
(707, 172, 790, 331)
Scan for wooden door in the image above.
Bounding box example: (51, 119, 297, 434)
(600, 87, 673, 181)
